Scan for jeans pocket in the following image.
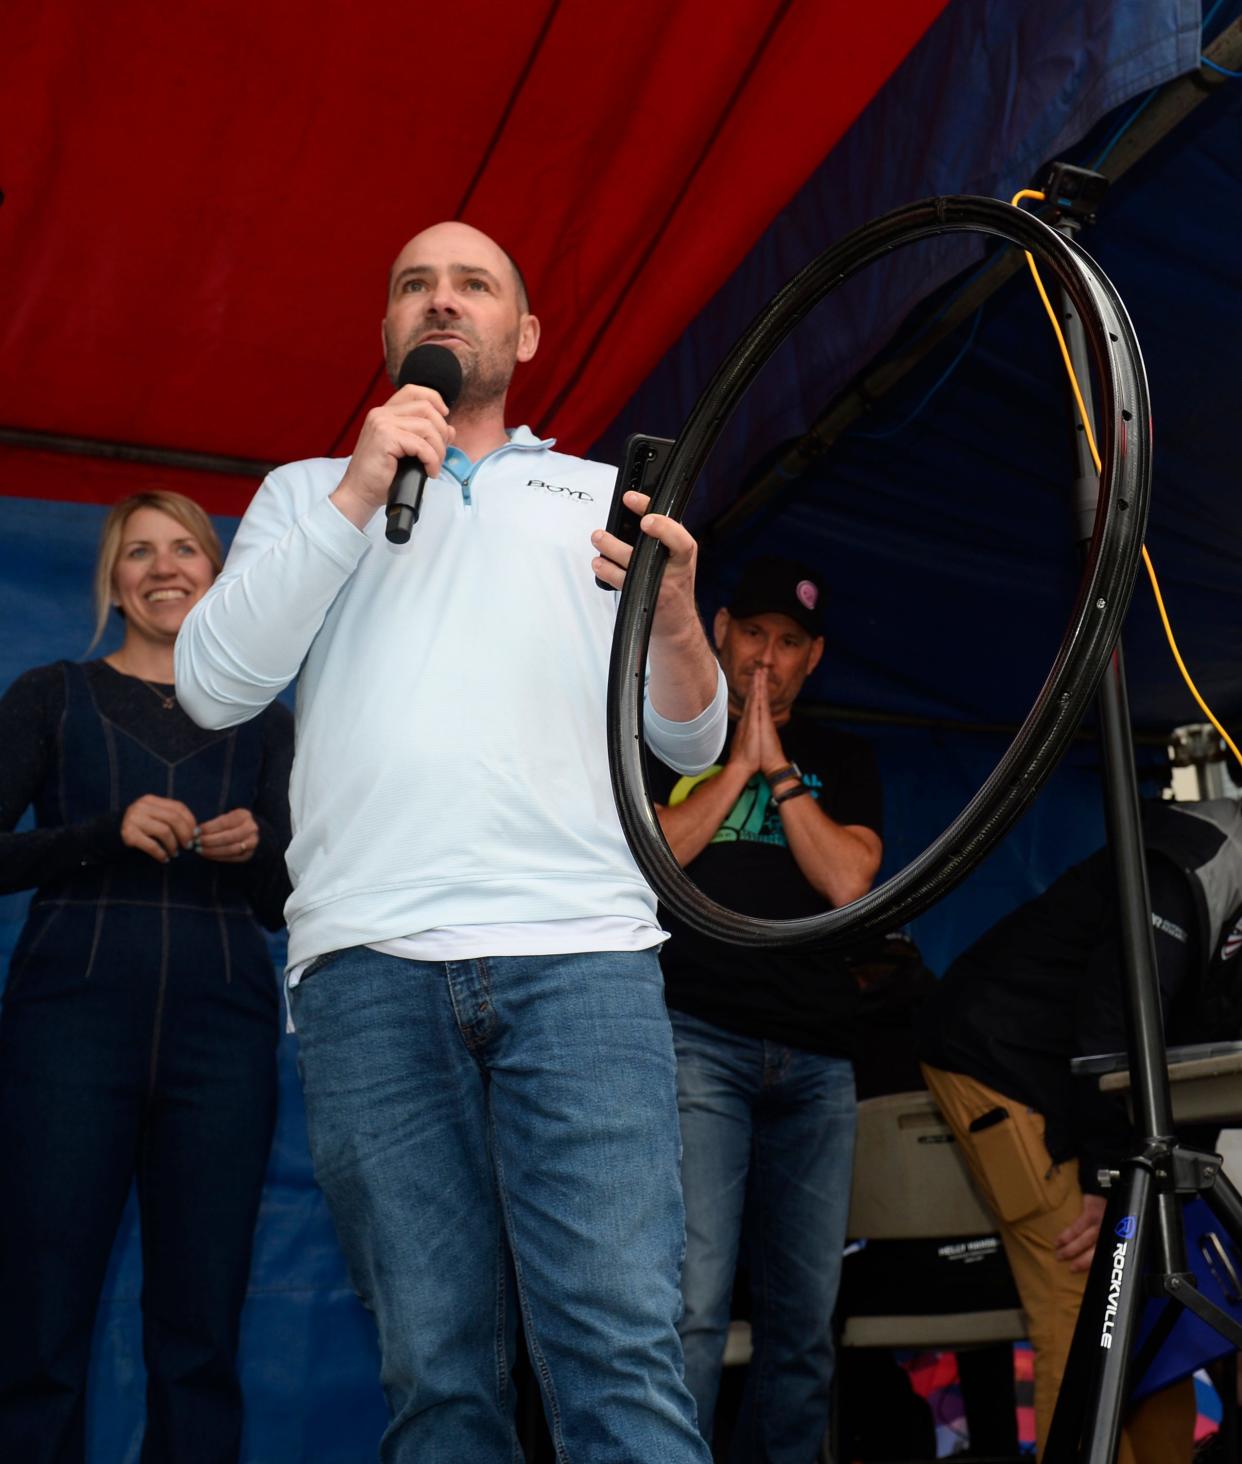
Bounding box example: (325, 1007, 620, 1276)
(297, 948, 344, 987)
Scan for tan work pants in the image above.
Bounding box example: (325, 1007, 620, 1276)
(920, 1064, 1195, 1463)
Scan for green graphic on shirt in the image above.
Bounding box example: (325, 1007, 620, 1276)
(666, 768, 821, 848)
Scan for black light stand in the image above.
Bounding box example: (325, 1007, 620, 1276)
(1041, 163, 1242, 1462)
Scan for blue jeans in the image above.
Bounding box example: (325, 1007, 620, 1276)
(671, 1010, 856, 1462)
(289, 946, 710, 1464)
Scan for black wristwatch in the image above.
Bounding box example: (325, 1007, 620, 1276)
(774, 781, 811, 805)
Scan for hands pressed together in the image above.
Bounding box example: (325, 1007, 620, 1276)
(121, 795, 260, 865)
(726, 665, 787, 781)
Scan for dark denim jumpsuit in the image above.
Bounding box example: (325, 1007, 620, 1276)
(0, 662, 285, 1464)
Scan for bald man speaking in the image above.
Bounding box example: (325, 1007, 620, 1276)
(176, 223, 724, 1462)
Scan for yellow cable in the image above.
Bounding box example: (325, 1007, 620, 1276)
(1139, 548, 1242, 766)
(1008, 188, 1242, 770)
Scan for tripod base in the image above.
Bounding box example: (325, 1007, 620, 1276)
(1044, 1150, 1242, 1462)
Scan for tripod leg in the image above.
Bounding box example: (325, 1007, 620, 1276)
(1203, 1167, 1242, 1249)
(1044, 1166, 1153, 1463)
(1207, 1354, 1240, 1462)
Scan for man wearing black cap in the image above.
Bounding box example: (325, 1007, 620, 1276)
(647, 556, 884, 1459)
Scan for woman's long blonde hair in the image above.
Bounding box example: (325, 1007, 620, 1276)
(90, 491, 223, 649)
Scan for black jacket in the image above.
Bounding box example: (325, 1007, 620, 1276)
(919, 799, 1242, 1192)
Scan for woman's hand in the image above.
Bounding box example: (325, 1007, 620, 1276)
(121, 795, 197, 864)
(195, 808, 261, 863)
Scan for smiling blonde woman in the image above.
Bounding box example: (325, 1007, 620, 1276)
(0, 490, 294, 1464)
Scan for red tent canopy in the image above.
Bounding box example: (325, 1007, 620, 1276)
(0, 0, 948, 514)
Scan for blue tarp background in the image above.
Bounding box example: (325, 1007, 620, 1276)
(2, 1, 1239, 1457)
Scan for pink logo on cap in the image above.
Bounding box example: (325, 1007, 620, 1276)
(796, 580, 818, 611)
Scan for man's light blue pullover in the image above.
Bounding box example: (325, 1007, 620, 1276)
(175, 431, 727, 968)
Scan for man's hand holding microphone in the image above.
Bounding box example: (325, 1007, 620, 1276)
(330, 346, 461, 537)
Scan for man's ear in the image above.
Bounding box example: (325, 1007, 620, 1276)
(516, 313, 541, 363)
(713, 607, 730, 651)
(807, 635, 825, 677)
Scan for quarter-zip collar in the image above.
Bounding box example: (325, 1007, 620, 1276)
(440, 425, 555, 506)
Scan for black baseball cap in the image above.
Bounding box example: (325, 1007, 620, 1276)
(726, 556, 826, 637)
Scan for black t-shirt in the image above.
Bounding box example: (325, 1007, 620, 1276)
(647, 713, 883, 1057)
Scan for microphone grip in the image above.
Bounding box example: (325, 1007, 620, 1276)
(385, 458, 430, 545)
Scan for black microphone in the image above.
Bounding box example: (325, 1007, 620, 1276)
(385, 344, 464, 544)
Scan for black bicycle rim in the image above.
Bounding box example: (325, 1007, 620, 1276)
(608, 195, 1150, 949)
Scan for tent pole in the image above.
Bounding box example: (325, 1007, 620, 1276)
(0, 425, 275, 480)
(702, 19, 1242, 553)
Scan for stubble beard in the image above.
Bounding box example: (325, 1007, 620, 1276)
(452, 350, 516, 413)
(386, 318, 518, 415)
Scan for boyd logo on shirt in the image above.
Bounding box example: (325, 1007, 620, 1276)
(528, 479, 594, 502)
(1222, 915, 1242, 962)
